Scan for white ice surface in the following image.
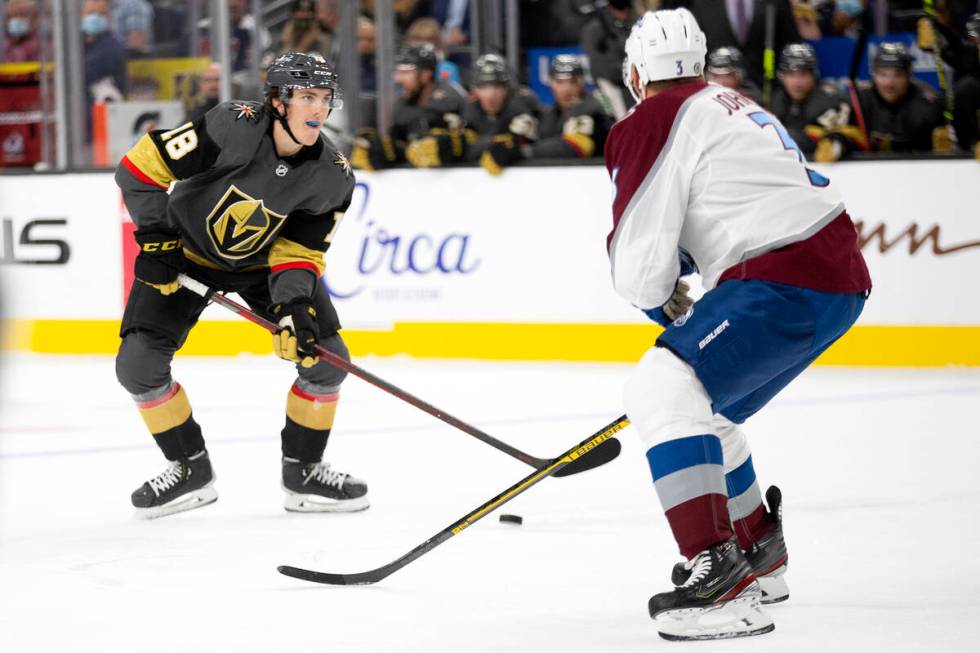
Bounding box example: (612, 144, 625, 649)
(1, 354, 979, 652)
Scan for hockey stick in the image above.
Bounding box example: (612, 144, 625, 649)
(176, 273, 621, 477)
(762, 0, 776, 110)
(278, 413, 630, 585)
(922, 0, 957, 134)
(846, 21, 872, 152)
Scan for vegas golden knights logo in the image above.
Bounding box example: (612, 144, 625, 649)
(205, 185, 287, 260)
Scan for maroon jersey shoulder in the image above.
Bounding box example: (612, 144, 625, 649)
(605, 81, 708, 251)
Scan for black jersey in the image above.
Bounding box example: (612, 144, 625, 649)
(116, 100, 355, 278)
(857, 82, 945, 153)
(462, 88, 541, 161)
(391, 81, 467, 144)
(771, 83, 855, 155)
(531, 91, 614, 159)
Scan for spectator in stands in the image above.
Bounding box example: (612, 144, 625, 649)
(358, 0, 432, 35)
(111, 0, 153, 57)
(3, 0, 41, 63)
(229, 0, 270, 72)
(317, 0, 341, 35)
(461, 53, 542, 175)
(358, 15, 377, 94)
(404, 17, 462, 87)
(580, 0, 637, 119)
(352, 43, 467, 170)
(519, 0, 597, 47)
(790, 0, 866, 39)
(272, 0, 334, 61)
(771, 43, 864, 162)
(858, 42, 947, 153)
(706, 46, 762, 103)
(83, 0, 126, 103)
(790, 0, 823, 39)
(185, 63, 222, 122)
(528, 54, 614, 161)
(824, 0, 866, 37)
(431, 0, 469, 46)
(685, 0, 800, 87)
(200, 0, 271, 78)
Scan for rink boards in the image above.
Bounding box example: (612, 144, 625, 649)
(2, 161, 978, 365)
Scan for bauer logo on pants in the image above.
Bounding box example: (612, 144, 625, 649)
(205, 185, 287, 260)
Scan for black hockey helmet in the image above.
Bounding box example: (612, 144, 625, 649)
(265, 52, 343, 108)
(965, 13, 980, 40)
(872, 42, 913, 71)
(549, 54, 585, 80)
(706, 46, 744, 75)
(471, 53, 512, 86)
(396, 43, 438, 71)
(779, 43, 818, 73)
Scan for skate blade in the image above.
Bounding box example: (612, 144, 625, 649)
(284, 493, 369, 513)
(137, 486, 218, 520)
(656, 595, 775, 641)
(759, 572, 790, 604)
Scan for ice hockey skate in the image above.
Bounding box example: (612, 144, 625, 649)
(744, 485, 789, 604)
(651, 539, 773, 641)
(131, 450, 217, 519)
(282, 458, 369, 512)
(671, 485, 790, 605)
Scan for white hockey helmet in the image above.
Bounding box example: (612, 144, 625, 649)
(622, 8, 707, 104)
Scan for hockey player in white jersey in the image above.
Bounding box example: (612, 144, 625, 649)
(606, 9, 871, 641)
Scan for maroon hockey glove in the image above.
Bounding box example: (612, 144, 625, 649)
(134, 227, 184, 295)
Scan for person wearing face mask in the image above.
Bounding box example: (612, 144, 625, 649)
(82, 0, 126, 104)
(3, 0, 41, 62)
(111, 0, 153, 57)
(857, 42, 945, 153)
(580, 0, 638, 118)
(114, 53, 366, 519)
(272, 0, 334, 62)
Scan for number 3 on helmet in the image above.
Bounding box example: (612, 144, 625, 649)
(622, 9, 707, 104)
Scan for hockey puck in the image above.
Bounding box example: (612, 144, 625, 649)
(499, 514, 523, 525)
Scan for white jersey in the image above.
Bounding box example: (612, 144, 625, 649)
(605, 81, 845, 310)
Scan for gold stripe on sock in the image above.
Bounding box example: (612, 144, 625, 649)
(286, 385, 339, 431)
(138, 384, 193, 434)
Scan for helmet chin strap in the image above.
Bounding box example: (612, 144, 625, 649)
(273, 101, 304, 146)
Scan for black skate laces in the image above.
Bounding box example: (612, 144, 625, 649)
(304, 462, 348, 490)
(148, 461, 186, 496)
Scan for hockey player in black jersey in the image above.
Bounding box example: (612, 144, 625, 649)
(857, 42, 946, 153)
(528, 54, 614, 161)
(705, 47, 762, 104)
(115, 53, 368, 518)
(350, 43, 467, 170)
(461, 53, 542, 175)
(770, 43, 866, 163)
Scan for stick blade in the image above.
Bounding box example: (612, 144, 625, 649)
(552, 436, 622, 477)
(278, 565, 380, 586)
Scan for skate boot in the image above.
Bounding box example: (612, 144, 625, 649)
(131, 450, 217, 519)
(651, 538, 773, 641)
(743, 485, 789, 604)
(282, 457, 369, 512)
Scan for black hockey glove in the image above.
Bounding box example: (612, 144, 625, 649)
(271, 297, 320, 368)
(479, 134, 523, 176)
(134, 227, 184, 296)
(350, 128, 397, 171)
